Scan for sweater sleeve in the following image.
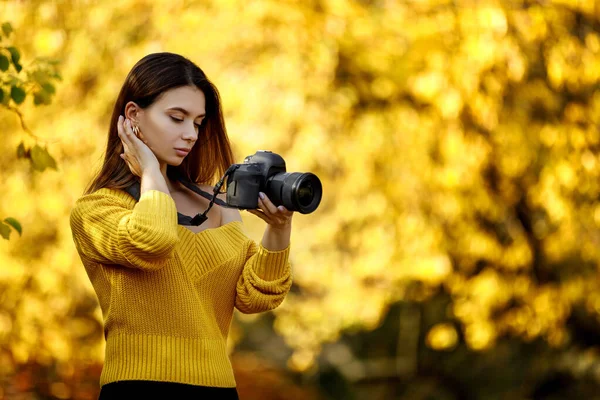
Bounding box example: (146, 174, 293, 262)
(69, 188, 180, 271)
(235, 241, 292, 314)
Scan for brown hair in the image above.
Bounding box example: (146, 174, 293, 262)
(84, 52, 235, 195)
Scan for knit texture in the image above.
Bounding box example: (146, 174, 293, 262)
(69, 188, 292, 387)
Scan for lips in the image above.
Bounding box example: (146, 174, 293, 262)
(174, 148, 191, 153)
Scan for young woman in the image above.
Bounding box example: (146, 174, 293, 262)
(70, 52, 294, 399)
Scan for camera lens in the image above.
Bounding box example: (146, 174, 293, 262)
(290, 173, 322, 214)
(267, 172, 323, 214)
(297, 181, 314, 208)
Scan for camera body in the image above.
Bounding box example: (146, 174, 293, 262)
(226, 150, 322, 214)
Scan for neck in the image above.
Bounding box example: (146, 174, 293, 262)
(159, 162, 179, 193)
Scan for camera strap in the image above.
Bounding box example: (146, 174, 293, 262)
(123, 166, 238, 226)
(175, 175, 229, 208)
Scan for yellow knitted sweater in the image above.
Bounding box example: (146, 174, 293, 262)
(69, 188, 292, 388)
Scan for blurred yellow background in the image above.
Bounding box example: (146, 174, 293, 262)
(2, 0, 600, 399)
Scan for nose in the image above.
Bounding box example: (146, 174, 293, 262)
(182, 122, 198, 142)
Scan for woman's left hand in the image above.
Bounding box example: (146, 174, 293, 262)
(247, 192, 293, 230)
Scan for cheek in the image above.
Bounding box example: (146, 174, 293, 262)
(143, 114, 172, 144)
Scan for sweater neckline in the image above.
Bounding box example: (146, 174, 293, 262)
(177, 220, 242, 237)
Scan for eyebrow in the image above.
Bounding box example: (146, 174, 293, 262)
(167, 107, 206, 119)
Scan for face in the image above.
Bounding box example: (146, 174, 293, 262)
(128, 85, 206, 166)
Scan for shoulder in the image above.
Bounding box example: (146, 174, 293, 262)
(72, 188, 135, 215)
(78, 187, 135, 204)
(221, 206, 242, 225)
(70, 188, 126, 231)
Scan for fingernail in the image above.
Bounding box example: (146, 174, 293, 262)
(278, 206, 285, 211)
(259, 192, 265, 199)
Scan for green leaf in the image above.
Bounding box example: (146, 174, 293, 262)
(32, 70, 49, 83)
(0, 87, 3, 103)
(7, 46, 20, 65)
(16, 141, 25, 158)
(41, 82, 55, 94)
(14, 62, 22, 73)
(4, 217, 22, 236)
(1, 22, 13, 37)
(0, 55, 8, 72)
(0, 221, 11, 240)
(33, 92, 45, 105)
(0, 88, 9, 105)
(10, 85, 25, 104)
(50, 71, 63, 81)
(30, 144, 57, 172)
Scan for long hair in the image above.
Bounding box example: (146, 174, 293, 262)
(84, 52, 235, 195)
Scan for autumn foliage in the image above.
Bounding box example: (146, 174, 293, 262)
(2, 0, 600, 399)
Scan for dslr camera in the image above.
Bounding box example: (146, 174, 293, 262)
(226, 151, 322, 214)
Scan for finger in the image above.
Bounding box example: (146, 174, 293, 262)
(248, 209, 272, 224)
(121, 118, 140, 152)
(124, 118, 135, 137)
(119, 117, 134, 150)
(273, 206, 293, 223)
(117, 115, 125, 141)
(121, 137, 130, 154)
(117, 116, 131, 153)
(257, 198, 271, 217)
(125, 118, 144, 145)
(277, 205, 292, 216)
(123, 118, 135, 141)
(258, 193, 279, 215)
(247, 209, 270, 223)
(116, 115, 124, 136)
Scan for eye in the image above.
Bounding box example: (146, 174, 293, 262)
(170, 116, 183, 123)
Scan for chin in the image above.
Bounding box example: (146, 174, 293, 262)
(160, 155, 185, 166)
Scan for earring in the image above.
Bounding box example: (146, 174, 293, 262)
(132, 124, 140, 137)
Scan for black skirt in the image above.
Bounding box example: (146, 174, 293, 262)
(98, 380, 239, 400)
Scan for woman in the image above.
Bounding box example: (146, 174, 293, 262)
(70, 52, 294, 399)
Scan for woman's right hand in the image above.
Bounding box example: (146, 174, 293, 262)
(117, 115, 160, 177)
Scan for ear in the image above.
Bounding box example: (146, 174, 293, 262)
(124, 101, 142, 122)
